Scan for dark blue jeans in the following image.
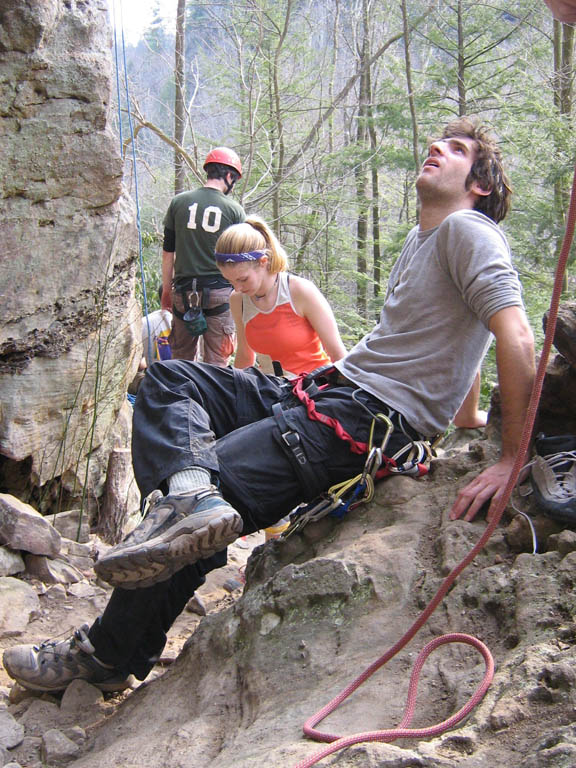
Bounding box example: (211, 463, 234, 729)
(89, 361, 421, 678)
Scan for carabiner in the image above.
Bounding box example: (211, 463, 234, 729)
(360, 413, 393, 483)
(361, 446, 382, 485)
(372, 412, 394, 454)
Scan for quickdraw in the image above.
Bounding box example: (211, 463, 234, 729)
(282, 414, 436, 538)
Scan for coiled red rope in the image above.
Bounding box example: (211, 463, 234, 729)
(295, 634, 493, 768)
(294, 161, 576, 768)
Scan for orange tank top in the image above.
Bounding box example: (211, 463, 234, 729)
(242, 273, 330, 377)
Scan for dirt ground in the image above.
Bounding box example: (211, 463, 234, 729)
(0, 531, 265, 692)
(2, 466, 573, 768)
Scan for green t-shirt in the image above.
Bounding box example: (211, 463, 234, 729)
(163, 186, 245, 278)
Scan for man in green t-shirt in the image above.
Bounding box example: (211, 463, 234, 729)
(161, 147, 246, 363)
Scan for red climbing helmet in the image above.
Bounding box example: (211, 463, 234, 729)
(203, 147, 243, 177)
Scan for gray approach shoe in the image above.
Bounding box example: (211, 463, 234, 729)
(531, 434, 576, 524)
(2, 624, 133, 693)
(94, 486, 243, 589)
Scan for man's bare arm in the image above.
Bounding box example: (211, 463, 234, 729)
(453, 371, 487, 429)
(450, 306, 535, 522)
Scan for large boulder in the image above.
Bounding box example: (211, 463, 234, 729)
(0, 0, 140, 512)
(57, 437, 576, 768)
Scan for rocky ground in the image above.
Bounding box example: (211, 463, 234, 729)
(0, 528, 264, 768)
(1, 432, 576, 768)
(0, 532, 264, 687)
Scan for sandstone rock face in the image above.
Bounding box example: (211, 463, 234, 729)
(0, 0, 140, 510)
(1, 436, 575, 768)
(58, 439, 576, 768)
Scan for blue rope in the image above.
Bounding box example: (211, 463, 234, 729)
(114, 0, 154, 365)
(111, 2, 123, 155)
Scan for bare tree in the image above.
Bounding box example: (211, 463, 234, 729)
(552, 18, 575, 277)
(354, 0, 371, 316)
(174, 0, 186, 194)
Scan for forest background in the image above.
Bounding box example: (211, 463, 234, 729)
(113, 0, 575, 406)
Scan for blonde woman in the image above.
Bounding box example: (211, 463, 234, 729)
(214, 216, 345, 378)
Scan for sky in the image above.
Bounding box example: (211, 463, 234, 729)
(109, 0, 176, 46)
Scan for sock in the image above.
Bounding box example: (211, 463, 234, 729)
(168, 467, 211, 495)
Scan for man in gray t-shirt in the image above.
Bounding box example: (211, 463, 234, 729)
(338, 121, 534, 523)
(4, 118, 536, 695)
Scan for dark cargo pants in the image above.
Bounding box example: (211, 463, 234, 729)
(89, 361, 422, 678)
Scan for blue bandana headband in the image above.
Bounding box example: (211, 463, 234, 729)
(214, 250, 267, 263)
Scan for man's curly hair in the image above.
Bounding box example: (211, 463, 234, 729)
(441, 117, 512, 224)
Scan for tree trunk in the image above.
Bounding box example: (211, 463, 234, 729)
(99, 449, 137, 545)
(174, 0, 186, 194)
(354, 0, 371, 317)
(401, 0, 420, 173)
(270, 0, 292, 234)
(366, 57, 380, 299)
(552, 20, 575, 286)
(457, 0, 466, 116)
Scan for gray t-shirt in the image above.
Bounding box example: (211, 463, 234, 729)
(336, 210, 524, 437)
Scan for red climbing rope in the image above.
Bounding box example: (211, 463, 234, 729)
(294, 160, 576, 768)
(294, 634, 493, 768)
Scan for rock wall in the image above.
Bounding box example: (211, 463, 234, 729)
(536, 301, 576, 436)
(0, 0, 140, 513)
(51, 436, 576, 768)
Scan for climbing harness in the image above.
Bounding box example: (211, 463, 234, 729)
(289, 370, 368, 454)
(292, 158, 576, 768)
(277, 369, 435, 538)
(281, 413, 394, 538)
(281, 417, 435, 538)
(171, 278, 231, 337)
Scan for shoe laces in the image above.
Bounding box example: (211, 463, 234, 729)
(540, 449, 576, 497)
(511, 459, 539, 555)
(36, 624, 95, 658)
(141, 489, 164, 519)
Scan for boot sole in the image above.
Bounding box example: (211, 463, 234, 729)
(95, 510, 243, 589)
(3, 665, 135, 693)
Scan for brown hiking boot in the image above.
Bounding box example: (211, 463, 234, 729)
(94, 486, 243, 589)
(3, 625, 133, 693)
